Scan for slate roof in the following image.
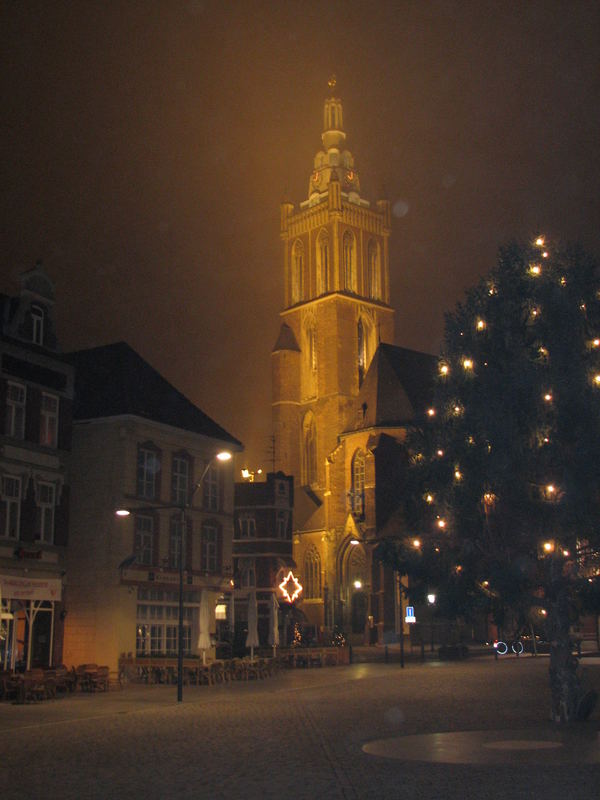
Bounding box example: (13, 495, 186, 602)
(348, 343, 437, 431)
(272, 323, 300, 352)
(68, 341, 243, 447)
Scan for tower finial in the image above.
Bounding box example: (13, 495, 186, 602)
(328, 74, 337, 92)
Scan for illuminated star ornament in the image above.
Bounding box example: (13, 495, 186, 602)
(279, 571, 303, 604)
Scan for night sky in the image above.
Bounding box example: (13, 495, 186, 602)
(2, 1, 599, 468)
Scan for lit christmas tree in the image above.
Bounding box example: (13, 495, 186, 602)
(379, 239, 600, 722)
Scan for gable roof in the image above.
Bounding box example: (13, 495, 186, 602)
(68, 341, 242, 447)
(347, 343, 437, 431)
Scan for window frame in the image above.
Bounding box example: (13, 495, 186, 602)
(171, 453, 190, 506)
(238, 514, 256, 539)
(40, 392, 59, 448)
(168, 513, 185, 569)
(276, 510, 288, 539)
(134, 514, 154, 566)
(352, 450, 366, 519)
(203, 464, 219, 511)
(31, 304, 44, 346)
(0, 475, 21, 539)
(343, 231, 356, 293)
(6, 382, 26, 440)
(137, 443, 161, 500)
(304, 549, 322, 599)
(201, 522, 219, 573)
(291, 240, 304, 304)
(36, 481, 55, 543)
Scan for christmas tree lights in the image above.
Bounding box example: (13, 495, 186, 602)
(377, 238, 600, 723)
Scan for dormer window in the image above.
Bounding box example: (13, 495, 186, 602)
(31, 305, 44, 346)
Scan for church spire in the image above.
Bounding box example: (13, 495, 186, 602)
(307, 76, 363, 205)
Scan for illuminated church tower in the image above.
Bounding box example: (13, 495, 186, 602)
(272, 78, 434, 641)
(273, 77, 394, 481)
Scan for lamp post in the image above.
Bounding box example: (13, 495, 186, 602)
(427, 593, 436, 653)
(116, 449, 231, 702)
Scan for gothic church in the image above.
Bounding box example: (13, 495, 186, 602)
(272, 79, 436, 643)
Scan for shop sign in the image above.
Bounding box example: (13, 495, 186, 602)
(0, 574, 62, 602)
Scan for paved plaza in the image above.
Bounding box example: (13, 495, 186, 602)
(3, 654, 600, 800)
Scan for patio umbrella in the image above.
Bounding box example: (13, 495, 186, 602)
(197, 589, 212, 665)
(268, 592, 280, 657)
(245, 590, 259, 660)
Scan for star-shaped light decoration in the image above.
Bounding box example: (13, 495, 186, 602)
(279, 571, 303, 604)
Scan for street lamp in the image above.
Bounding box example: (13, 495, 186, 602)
(427, 593, 436, 653)
(116, 449, 231, 702)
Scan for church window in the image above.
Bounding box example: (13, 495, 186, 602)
(309, 327, 317, 374)
(303, 322, 317, 399)
(367, 240, 381, 300)
(291, 241, 304, 304)
(302, 412, 317, 486)
(304, 549, 322, 599)
(351, 450, 366, 519)
(317, 231, 329, 295)
(358, 319, 367, 386)
(343, 232, 356, 293)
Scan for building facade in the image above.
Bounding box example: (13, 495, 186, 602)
(272, 81, 436, 643)
(232, 471, 293, 652)
(62, 342, 242, 670)
(0, 263, 74, 670)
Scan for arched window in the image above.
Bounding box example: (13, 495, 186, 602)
(343, 231, 356, 292)
(351, 450, 366, 519)
(302, 412, 317, 486)
(302, 321, 318, 399)
(367, 240, 381, 300)
(316, 230, 329, 295)
(358, 319, 367, 386)
(291, 240, 304, 304)
(304, 549, 322, 599)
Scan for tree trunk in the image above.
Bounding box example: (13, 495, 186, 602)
(547, 586, 596, 723)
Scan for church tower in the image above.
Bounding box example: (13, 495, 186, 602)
(272, 78, 397, 635)
(273, 78, 394, 487)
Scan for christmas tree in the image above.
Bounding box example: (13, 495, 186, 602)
(379, 238, 600, 721)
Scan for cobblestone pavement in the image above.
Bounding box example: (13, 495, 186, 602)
(2, 657, 600, 800)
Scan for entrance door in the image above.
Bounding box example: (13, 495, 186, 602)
(351, 591, 367, 634)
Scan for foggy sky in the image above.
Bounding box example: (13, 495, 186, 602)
(2, 0, 599, 468)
